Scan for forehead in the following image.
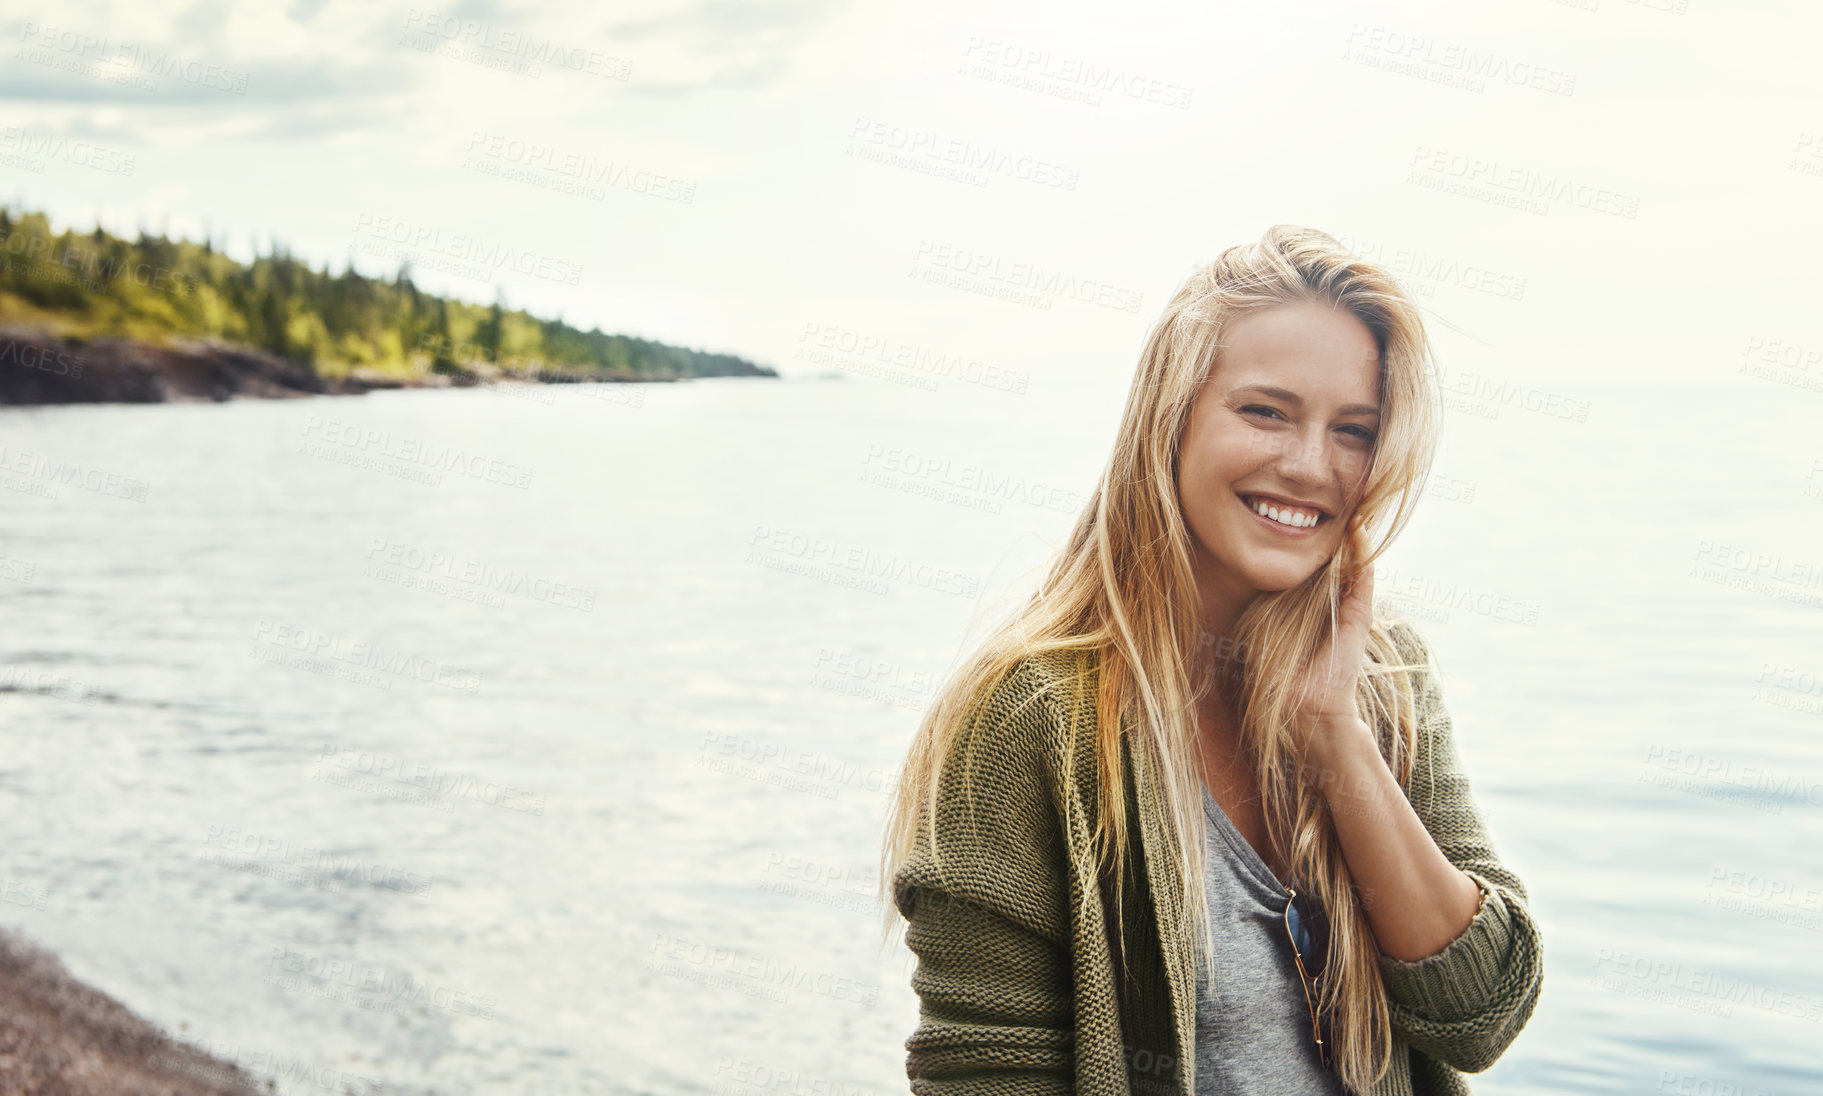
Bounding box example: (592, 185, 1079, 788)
(1213, 302, 1381, 399)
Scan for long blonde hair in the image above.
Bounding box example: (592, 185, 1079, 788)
(879, 224, 1443, 1094)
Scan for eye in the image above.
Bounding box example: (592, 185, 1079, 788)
(1340, 425, 1377, 443)
(1240, 404, 1285, 421)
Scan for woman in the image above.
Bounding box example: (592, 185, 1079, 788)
(877, 226, 1543, 1096)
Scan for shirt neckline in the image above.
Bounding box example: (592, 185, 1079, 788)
(1201, 781, 1292, 900)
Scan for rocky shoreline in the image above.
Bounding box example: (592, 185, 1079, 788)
(0, 325, 770, 405)
(0, 925, 263, 1095)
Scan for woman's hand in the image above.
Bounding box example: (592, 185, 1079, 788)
(1285, 554, 1377, 775)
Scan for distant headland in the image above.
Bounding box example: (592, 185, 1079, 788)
(0, 206, 775, 405)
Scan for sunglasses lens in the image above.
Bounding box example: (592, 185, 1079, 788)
(1287, 902, 1310, 957)
(1291, 893, 1329, 975)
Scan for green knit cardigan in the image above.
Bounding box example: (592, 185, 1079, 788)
(890, 622, 1543, 1096)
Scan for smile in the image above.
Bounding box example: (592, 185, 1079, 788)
(1238, 492, 1331, 535)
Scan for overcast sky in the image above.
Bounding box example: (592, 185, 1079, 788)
(6, 0, 1820, 390)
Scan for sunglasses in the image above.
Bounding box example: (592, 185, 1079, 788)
(1283, 886, 1334, 1070)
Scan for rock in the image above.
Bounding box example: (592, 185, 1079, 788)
(0, 324, 777, 404)
(0, 326, 329, 405)
(0, 925, 266, 1095)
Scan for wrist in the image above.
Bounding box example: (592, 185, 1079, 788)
(1303, 717, 1377, 793)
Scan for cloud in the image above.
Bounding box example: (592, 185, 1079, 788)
(599, 0, 837, 96)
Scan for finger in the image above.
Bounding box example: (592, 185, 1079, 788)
(1338, 560, 1375, 637)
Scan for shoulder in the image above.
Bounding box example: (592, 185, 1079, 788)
(1382, 614, 1433, 665)
(970, 646, 1096, 735)
(1375, 616, 1459, 760)
(903, 648, 1094, 923)
(893, 645, 1086, 933)
(1381, 616, 1443, 698)
(941, 645, 1097, 800)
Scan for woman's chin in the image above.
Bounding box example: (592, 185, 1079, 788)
(1241, 561, 1325, 594)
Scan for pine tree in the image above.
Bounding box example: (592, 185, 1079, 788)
(430, 297, 455, 372)
(478, 288, 505, 366)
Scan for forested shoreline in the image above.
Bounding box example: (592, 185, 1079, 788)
(0, 206, 772, 404)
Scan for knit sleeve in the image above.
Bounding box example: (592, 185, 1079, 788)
(891, 656, 1077, 1096)
(1374, 622, 1545, 1074)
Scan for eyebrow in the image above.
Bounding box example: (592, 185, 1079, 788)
(1229, 384, 1381, 418)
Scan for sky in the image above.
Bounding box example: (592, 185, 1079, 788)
(4, 0, 1821, 391)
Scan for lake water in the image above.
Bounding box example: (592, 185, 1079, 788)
(0, 369, 1818, 1094)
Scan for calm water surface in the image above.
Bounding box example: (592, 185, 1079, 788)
(0, 373, 1817, 1094)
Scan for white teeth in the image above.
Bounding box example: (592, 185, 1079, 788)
(1247, 496, 1320, 528)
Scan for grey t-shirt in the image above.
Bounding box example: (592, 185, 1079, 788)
(1193, 783, 1345, 1094)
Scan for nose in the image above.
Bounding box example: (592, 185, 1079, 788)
(1271, 424, 1332, 486)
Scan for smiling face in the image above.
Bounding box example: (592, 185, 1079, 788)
(1176, 299, 1383, 626)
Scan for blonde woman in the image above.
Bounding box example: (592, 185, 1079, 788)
(878, 226, 1543, 1096)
